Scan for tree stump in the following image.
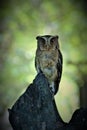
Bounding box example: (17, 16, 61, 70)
(8, 73, 87, 130)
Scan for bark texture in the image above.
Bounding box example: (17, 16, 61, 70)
(8, 73, 87, 130)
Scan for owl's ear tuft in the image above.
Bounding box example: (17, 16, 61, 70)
(36, 36, 41, 40)
(55, 35, 59, 39)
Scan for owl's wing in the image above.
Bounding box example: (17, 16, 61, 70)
(54, 49, 63, 95)
(35, 56, 42, 73)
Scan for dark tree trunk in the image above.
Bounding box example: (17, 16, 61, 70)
(8, 73, 87, 130)
(80, 81, 87, 107)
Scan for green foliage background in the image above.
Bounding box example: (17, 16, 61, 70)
(0, 0, 87, 124)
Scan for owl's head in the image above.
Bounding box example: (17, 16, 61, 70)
(36, 35, 59, 51)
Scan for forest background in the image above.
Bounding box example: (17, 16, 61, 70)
(0, 0, 87, 130)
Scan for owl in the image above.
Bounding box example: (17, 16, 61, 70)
(35, 35, 63, 95)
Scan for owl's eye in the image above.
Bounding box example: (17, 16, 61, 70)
(40, 38, 45, 44)
(39, 38, 46, 50)
(37, 36, 45, 44)
(50, 38, 55, 44)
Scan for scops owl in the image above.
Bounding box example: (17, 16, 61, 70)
(35, 35, 63, 95)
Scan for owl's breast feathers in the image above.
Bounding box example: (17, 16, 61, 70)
(36, 49, 60, 81)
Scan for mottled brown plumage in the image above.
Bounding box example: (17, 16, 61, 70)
(35, 35, 63, 95)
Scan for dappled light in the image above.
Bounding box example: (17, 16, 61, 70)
(0, 0, 87, 129)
